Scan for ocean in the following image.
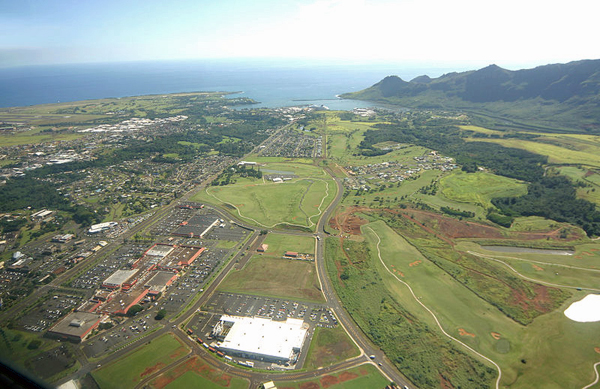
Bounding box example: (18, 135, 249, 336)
(0, 59, 455, 109)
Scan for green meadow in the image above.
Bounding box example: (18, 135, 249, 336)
(355, 220, 600, 388)
(192, 160, 335, 231)
(218, 255, 324, 302)
(261, 233, 315, 256)
(92, 333, 189, 389)
(439, 170, 528, 209)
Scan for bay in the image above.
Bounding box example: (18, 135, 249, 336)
(0, 59, 453, 109)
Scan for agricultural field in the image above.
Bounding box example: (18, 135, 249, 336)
(462, 126, 600, 168)
(275, 363, 390, 389)
(218, 255, 324, 302)
(92, 333, 189, 389)
(149, 356, 248, 389)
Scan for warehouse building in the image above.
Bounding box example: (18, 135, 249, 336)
(101, 269, 139, 290)
(214, 315, 309, 365)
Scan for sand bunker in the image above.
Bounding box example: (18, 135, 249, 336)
(564, 294, 600, 322)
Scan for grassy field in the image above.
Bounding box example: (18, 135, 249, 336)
(465, 135, 600, 168)
(0, 129, 84, 146)
(218, 255, 324, 302)
(0, 328, 70, 374)
(92, 333, 189, 389)
(356, 219, 600, 388)
(557, 166, 600, 206)
(149, 356, 248, 389)
(439, 170, 528, 208)
(197, 179, 332, 230)
(304, 326, 360, 370)
(192, 161, 335, 231)
(261, 233, 315, 256)
(275, 364, 390, 389)
(325, 233, 497, 389)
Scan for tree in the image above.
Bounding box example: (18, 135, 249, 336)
(127, 304, 143, 317)
(155, 309, 167, 320)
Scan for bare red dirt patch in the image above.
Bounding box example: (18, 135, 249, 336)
(320, 375, 339, 388)
(440, 373, 455, 389)
(491, 332, 502, 340)
(140, 362, 165, 378)
(299, 382, 320, 389)
(458, 328, 476, 338)
(339, 371, 359, 382)
(329, 206, 370, 235)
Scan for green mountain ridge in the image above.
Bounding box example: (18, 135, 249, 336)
(341, 59, 600, 132)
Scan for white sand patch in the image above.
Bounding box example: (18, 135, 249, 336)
(564, 294, 600, 322)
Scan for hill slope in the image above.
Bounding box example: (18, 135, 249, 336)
(341, 59, 600, 132)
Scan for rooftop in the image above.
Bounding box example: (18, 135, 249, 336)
(217, 315, 308, 362)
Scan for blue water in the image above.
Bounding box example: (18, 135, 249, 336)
(0, 59, 452, 109)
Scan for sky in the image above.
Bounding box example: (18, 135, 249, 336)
(1, 0, 599, 69)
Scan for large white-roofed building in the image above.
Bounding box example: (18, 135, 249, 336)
(101, 269, 139, 290)
(88, 221, 118, 234)
(214, 315, 309, 365)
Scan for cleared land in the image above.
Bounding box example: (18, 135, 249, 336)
(218, 255, 324, 302)
(92, 333, 189, 389)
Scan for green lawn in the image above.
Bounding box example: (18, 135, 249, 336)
(218, 255, 324, 302)
(92, 333, 189, 388)
(262, 233, 315, 256)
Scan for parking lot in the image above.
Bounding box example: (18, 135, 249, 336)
(194, 292, 338, 330)
(83, 314, 161, 358)
(70, 243, 146, 290)
(19, 293, 85, 332)
(159, 244, 230, 313)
